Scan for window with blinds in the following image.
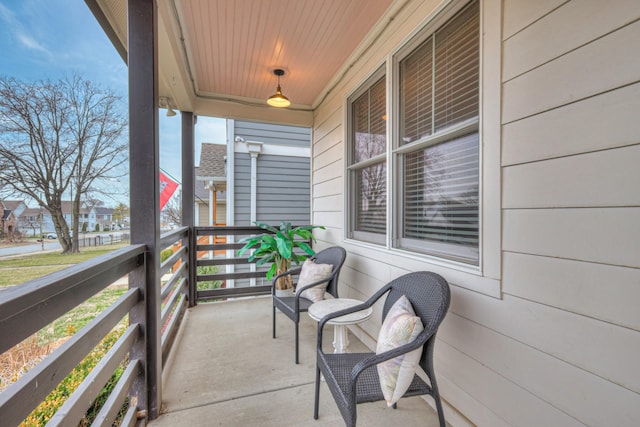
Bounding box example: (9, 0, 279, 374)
(347, 72, 387, 244)
(396, 0, 480, 263)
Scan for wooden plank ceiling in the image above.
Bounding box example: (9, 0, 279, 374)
(175, 0, 394, 108)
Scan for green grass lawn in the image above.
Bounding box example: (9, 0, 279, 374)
(0, 245, 127, 287)
(0, 244, 130, 342)
(1, 244, 134, 425)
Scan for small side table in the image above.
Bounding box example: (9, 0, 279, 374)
(308, 298, 373, 353)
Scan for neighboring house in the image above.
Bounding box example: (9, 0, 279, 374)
(17, 207, 55, 236)
(61, 201, 97, 231)
(95, 207, 115, 231)
(0, 201, 16, 235)
(228, 120, 311, 226)
(198, 127, 311, 229)
(193, 166, 210, 227)
(1, 200, 27, 235)
(1, 200, 27, 220)
(196, 123, 311, 286)
(196, 143, 227, 227)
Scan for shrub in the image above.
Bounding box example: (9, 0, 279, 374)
(160, 247, 174, 264)
(197, 265, 222, 290)
(20, 327, 127, 427)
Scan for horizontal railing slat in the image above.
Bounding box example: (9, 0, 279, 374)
(196, 225, 267, 236)
(197, 242, 245, 251)
(120, 404, 139, 427)
(0, 288, 140, 427)
(47, 324, 140, 426)
(196, 257, 252, 266)
(160, 261, 186, 296)
(160, 245, 186, 276)
(92, 358, 141, 427)
(161, 294, 187, 361)
(161, 274, 186, 301)
(198, 285, 272, 300)
(160, 226, 188, 249)
(198, 271, 270, 282)
(161, 284, 183, 326)
(0, 244, 145, 354)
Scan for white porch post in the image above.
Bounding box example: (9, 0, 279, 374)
(246, 141, 262, 287)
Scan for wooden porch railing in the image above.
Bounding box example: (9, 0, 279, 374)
(0, 226, 189, 426)
(0, 225, 305, 425)
(192, 225, 312, 303)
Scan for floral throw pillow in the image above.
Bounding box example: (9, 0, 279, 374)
(376, 295, 424, 406)
(295, 259, 333, 302)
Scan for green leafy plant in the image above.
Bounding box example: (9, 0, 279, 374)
(237, 221, 325, 290)
(197, 265, 222, 290)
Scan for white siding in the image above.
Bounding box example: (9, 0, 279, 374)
(310, 0, 640, 426)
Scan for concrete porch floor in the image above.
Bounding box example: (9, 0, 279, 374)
(150, 296, 446, 427)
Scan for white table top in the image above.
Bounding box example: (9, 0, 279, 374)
(308, 298, 373, 325)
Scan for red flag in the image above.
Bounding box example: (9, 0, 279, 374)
(159, 171, 179, 211)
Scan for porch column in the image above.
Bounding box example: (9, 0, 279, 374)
(127, 0, 162, 420)
(182, 112, 196, 307)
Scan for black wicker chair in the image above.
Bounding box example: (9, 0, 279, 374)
(314, 271, 450, 427)
(272, 246, 347, 364)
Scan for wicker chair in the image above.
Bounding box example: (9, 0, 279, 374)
(271, 246, 347, 364)
(313, 271, 450, 427)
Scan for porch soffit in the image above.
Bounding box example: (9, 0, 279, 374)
(88, 0, 395, 124)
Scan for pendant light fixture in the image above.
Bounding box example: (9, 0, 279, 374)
(159, 96, 177, 117)
(267, 69, 291, 108)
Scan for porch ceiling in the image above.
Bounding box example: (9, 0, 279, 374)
(88, 0, 396, 125)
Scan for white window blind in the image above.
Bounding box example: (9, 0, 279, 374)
(397, 0, 480, 263)
(402, 132, 479, 262)
(349, 75, 386, 242)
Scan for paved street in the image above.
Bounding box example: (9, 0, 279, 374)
(0, 232, 128, 258)
(0, 241, 61, 258)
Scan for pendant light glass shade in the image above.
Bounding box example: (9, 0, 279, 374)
(267, 69, 291, 107)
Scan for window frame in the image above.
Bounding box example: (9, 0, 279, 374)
(345, 65, 388, 246)
(343, 0, 502, 297)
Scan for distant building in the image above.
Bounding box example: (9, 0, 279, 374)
(95, 207, 115, 231)
(196, 143, 227, 227)
(0, 201, 17, 235)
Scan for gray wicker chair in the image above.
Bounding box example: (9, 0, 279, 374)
(313, 271, 450, 427)
(271, 246, 347, 364)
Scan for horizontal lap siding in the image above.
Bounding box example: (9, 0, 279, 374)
(234, 121, 311, 147)
(256, 154, 310, 224)
(311, 0, 640, 425)
(500, 0, 640, 426)
(234, 120, 312, 226)
(234, 154, 251, 225)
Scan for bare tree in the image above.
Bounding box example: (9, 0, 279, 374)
(162, 189, 182, 228)
(0, 75, 127, 253)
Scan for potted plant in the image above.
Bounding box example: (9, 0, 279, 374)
(237, 221, 325, 295)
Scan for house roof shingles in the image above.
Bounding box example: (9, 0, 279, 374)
(194, 167, 209, 201)
(198, 143, 226, 179)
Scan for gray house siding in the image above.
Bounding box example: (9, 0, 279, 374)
(232, 121, 311, 226)
(233, 153, 252, 225)
(231, 120, 312, 288)
(235, 120, 311, 148)
(256, 155, 310, 224)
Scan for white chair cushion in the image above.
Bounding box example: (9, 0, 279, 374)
(376, 295, 424, 406)
(295, 259, 333, 302)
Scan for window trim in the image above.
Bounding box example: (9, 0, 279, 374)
(343, 0, 502, 298)
(392, 0, 481, 265)
(345, 65, 388, 246)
